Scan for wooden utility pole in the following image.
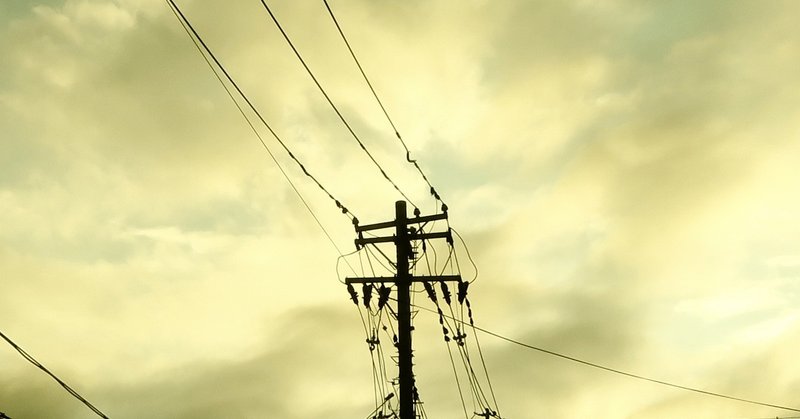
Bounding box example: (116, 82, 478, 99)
(347, 200, 462, 419)
(394, 200, 414, 419)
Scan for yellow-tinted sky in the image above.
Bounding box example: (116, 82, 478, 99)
(2, 0, 800, 417)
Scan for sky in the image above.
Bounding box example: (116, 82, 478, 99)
(1, 0, 800, 418)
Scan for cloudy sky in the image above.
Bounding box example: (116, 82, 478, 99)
(2, 0, 800, 417)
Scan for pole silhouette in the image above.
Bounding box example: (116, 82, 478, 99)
(347, 200, 461, 418)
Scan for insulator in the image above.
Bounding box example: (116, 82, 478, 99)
(362, 283, 373, 308)
(458, 281, 469, 304)
(346, 284, 359, 305)
(441, 203, 448, 213)
(446, 230, 454, 245)
(377, 285, 391, 309)
(413, 207, 421, 217)
(423, 281, 437, 303)
(440, 282, 452, 305)
(352, 217, 359, 226)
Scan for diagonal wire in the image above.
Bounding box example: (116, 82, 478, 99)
(257, 0, 417, 209)
(166, 0, 357, 275)
(412, 302, 800, 414)
(166, 0, 357, 223)
(0, 330, 109, 419)
(322, 0, 445, 208)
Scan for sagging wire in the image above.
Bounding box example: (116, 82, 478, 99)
(447, 228, 501, 416)
(447, 226, 500, 416)
(452, 227, 479, 283)
(337, 248, 362, 283)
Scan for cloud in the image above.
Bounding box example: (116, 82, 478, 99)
(1, 304, 374, 418)
(2, 0, 800, 417)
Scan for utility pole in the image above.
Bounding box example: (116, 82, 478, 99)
(347, 200, 462, 419)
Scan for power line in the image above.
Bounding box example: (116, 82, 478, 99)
(0, 330, 110, 419)
(257, 0, 417, 210)
(412, 303, 800, 414)
(165, 0, 357, 275)
(322, 0, 445, 209)
(166, 0, 357, 223)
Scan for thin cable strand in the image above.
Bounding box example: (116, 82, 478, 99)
(167, 0, 357, 275)
(257, 0, 417, 209)
(167, 0, 358, 224)
(412, 303, 800, 414)
(0, 330, 109, 419)
(322, 0, 444, 206)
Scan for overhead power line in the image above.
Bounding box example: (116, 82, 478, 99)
(413, 303, 800, 414)
(257, 0, 417, 210)
(0, 330, 110, 419)
(166, 0, 356, 223)
(322, 0, 446, 209)
(165, 0, 357, 275)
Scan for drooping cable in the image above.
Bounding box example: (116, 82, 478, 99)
(0, 330, 109, 419)
(257, 0, 417, 209)
(166, 0, 357, 224)
(452, 228, 478, 283)
(447, 228, 499, 415)
(413, 303, 800, 414)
